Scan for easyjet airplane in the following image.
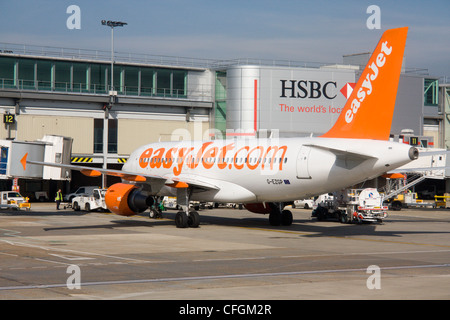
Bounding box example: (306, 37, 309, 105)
(22, 27, 419, 228)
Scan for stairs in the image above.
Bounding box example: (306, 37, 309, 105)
(382, 174, 427, 200)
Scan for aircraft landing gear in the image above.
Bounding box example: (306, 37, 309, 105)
(175, 187, 200, 228)
(269, 204, 293, 226)
(175, 210, 200, 228)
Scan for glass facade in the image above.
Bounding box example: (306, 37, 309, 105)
(0, 56, 187, 98)
(0, 57, 15, 88)
(215, 71, 227, 136)
(93, 119, 118, 154)
(424, 78, 439, 106)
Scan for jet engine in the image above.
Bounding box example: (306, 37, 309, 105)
(105, 183, 154, 216)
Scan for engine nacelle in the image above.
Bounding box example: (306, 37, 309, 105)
(244, 202, 273, 214)
(105, 183, 154, 216)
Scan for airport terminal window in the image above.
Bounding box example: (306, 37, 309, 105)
(156, 69, 171, 96)
(124, 66, 139, 95)
(36, 60, 52, 90)
(172, 70, 186, 97)
(0, 56, 189, 99)
(54, 62, 71, 92)
(72, 62, 88, 92)
(93, 119, 118, 154)
(93, 119, 103, 153)
(0, 57, 16, 88)
(424, 79, 438, 106)
(18, 58, 35, 89)
(140, 68, 154, 95)
(110, 67, 123, 92)
(108, 119, 118, 154)
(90, 64, 108, 93)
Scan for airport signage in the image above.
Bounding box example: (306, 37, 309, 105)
(280, 80, 337, 99)
(3, 113, 15, 124)
(226, 66, 356, 136)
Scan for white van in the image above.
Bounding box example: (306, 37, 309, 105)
(64, 186, 98, 202)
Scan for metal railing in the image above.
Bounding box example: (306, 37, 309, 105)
(0, 78, 212, 101)
(0, 42, 335, 70)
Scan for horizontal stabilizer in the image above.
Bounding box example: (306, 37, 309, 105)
(304, 144, 377, 161)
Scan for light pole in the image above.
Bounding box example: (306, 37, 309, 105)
(101, 20, 127, 188)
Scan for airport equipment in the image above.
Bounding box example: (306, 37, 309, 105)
(312, 188, 388, 223)
(72, 188, 107, 212)
(0, 191, 31, 210)
(0, 135, 72, 180)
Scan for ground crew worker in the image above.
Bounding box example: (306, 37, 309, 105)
(55, 189, 63, 210)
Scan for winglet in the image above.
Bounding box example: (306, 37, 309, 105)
(321, 27, 408, 140)
(20, 153, 28, 171)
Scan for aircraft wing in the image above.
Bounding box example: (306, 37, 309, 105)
(21, 153, 218, 191)
(167, 174, 219, 190)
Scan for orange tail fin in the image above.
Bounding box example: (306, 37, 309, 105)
(321, 27, 408, 140)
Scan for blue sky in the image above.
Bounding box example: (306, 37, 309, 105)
(1, 0, 449, 78)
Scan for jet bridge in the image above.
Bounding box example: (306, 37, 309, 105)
(0, 135, 72, 180)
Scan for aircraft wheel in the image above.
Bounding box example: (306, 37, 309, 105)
(281, 210, 293, 226)
(269, 212, 281, 226)
(188, 211, 200, 228)
(175, 211, 188, 228)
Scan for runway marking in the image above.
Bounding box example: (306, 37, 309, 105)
(0, 263, 448, 291)
(48, 253, 95, 261)
(193, 257, 267, 262)
(0, 238, 151, 264)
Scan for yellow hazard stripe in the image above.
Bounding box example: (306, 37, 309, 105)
(117, 158, 128, 163)
(71, 157, 93, 163)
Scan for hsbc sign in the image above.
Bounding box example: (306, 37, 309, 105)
(226, 65, 356, 136)
(280, 80, 337, 99)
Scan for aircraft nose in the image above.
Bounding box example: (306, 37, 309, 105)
(409, 147, 419, 160)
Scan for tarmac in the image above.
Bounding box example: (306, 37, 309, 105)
(0, 202, 449, 302)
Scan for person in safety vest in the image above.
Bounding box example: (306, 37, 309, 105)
(55, 189, 63, 210)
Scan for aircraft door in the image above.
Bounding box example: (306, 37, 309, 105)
(296, 146, 311, 179)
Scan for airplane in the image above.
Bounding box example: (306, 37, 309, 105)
(21, 27, 419, 228)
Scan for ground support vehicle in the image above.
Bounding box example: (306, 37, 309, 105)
(390, 192, 435, 210)
(148, 196, 165, 219)
(434, 194, 450, 208)
(72, 189, 107, 212)
(0, 191, 31, 210)
(163, 196, 177, 210)
(312, 188, 388, 224)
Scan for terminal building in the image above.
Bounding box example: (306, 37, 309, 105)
(0, 43, 448, 200)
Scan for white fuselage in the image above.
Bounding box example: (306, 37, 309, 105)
(123, 137, 416, 203)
